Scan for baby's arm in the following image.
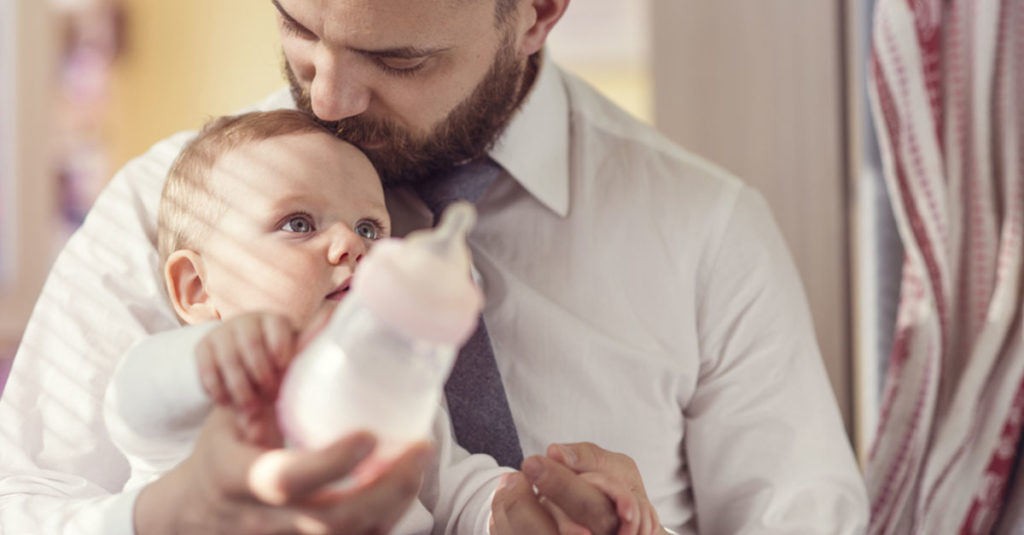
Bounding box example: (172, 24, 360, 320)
(103, 313, 299, 489)
(103, 323, 219, 490)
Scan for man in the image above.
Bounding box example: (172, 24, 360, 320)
(0, 0, 869, 533)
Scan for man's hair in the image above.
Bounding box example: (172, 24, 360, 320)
(157, 109, 332, 264)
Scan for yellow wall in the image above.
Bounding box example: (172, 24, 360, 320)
(106, 1, 283, 170)
(560, 64, 651, 124)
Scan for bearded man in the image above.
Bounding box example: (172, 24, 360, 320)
(0, 1, 867, 533)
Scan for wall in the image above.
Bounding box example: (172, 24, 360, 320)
(652, 1, 854, 433)
(547, 0, 652, 122)
(106, 0, 283, 170)
(2, 0, 284, 351)
(0, 1, 57, 348)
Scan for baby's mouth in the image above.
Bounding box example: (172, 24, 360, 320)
(325, 280, 351, 301)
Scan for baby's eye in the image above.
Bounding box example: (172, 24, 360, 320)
(281, 215, 315, 233)
(354, 220, 380, 240)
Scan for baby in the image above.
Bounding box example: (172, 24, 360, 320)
(103, 109, 507, 534)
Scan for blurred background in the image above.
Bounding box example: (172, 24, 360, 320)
(0, 0, 891, 460)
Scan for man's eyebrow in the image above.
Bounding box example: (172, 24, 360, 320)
(270, 1, 449, 58)
(270, 0, 308, 31)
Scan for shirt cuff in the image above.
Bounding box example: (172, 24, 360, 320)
(102, 487, 143, 535)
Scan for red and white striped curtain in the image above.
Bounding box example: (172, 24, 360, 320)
(867, 0, 1024, 533)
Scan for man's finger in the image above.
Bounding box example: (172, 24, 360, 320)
(523, 455, 619, 535)
(538, 496, 591, 535)
(247, 431, 378, 504)
(302, 442, 433, 533)
(548, 442, 622, 473)
(491, 472, 560, 534)
(182, 409, 432, 534)
(578, 472, 641, 535)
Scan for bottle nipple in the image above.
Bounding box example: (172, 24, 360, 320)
(406, 201, 476, 272)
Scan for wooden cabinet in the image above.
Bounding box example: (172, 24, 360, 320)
(652, 1, 857, 437)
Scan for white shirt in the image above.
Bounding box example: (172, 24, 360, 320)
(0, 55, 868, 533)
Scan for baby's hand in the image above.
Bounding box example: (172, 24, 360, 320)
(195, 312, 297, 412)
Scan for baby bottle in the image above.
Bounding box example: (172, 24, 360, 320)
(276, 201, 482, 460)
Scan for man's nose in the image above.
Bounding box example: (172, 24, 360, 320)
(311, 49, 371, 122)
(327, 226, 368, 267)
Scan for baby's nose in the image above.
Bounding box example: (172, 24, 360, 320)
(327, 226, 367, 266)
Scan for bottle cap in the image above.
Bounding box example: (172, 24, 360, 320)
(353, 202, 483, 345)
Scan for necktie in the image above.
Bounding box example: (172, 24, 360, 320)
(412, 158, 524, 469)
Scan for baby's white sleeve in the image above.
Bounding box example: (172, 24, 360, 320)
(419, 402, 513, 535)
(103, 322, 218, 491)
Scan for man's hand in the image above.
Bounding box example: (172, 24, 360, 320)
(523, 443, 665, 535)
(134, 406, 432, 535)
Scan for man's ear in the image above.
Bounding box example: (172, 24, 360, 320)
(164, 250, 220, 325)
(514, 0, 571, 58)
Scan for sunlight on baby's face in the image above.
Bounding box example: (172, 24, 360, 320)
(199, 131, 391, 327)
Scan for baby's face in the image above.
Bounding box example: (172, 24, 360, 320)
(199, 131, 390, 327)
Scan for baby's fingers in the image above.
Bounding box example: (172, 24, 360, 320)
(260, 313, 297, 371)
(196, 340, 228, 404)
(230, 317, 278, 399)
(207, 328, 259, 410)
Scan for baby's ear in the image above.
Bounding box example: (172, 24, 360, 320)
(164, 250, 219, 324)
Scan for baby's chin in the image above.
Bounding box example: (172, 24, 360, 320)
(320, 299, 342, 316)
(293, 300, 343, 335)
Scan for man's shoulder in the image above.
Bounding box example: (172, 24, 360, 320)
(561, 71, 741, 192)
(560, 71, 745, 215)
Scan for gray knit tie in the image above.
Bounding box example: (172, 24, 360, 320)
(413, 158, 524, 469)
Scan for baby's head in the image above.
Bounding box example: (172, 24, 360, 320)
(158, 109, 391, 327)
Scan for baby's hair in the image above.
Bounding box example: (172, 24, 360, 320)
(157, 109, 332, 264)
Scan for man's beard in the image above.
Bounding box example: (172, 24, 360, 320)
(286, 37, 535, 186)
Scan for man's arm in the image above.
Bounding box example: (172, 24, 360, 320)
(0, 132, 189, 534)
(684, 187, 868, 534)
(506, 188, 868, 535)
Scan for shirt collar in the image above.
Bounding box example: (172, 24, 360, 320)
(489, 51, 570, 217)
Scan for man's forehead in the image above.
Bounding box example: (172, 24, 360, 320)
(276, 0, 496, 35)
